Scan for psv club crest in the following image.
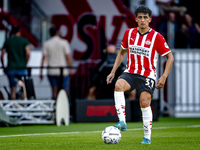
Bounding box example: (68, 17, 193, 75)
(145, 40, 151, 45)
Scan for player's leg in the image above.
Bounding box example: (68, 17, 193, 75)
(52, 86, 58, 100)
(137, 76, 155, 144)
(128, 89, 136, 100)
(87, 86, 97, 100)
(10, 87, 17, 100)
(63, 76, 69, 95)
(48, 75, 58, 100)
(114, 77, 131, 131)
(18, 69, 28, 100)
(140, 91, 152, 144)
(7, 72, 17, 100)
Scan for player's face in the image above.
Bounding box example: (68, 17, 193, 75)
(135, 13, 151, 29)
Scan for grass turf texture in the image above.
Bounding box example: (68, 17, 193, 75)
(0, 117, 200, 150)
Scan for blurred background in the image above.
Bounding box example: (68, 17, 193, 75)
(0, 0, 200, 124)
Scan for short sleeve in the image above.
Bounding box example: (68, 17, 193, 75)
(121, 29, 129, 50)
(24, 38, 29, 46)
(42, 43, 47, 55)
(63, 40, 70, 54)
(155, 33, 171, 56)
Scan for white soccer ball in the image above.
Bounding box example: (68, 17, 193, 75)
(102, 126, 121, 144)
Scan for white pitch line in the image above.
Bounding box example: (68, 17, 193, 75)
(128, 125, 200, 131)
(0, 125, 200, 138)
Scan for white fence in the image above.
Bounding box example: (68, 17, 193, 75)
(163, 49, 200, 117)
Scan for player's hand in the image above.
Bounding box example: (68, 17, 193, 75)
(156, 75, 167, 89)
(40, 72, 43, 80)
(106, 72, 115, 84)
(69, 69, 75, 76)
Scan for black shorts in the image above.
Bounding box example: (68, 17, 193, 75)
(118, 72, 155, 97)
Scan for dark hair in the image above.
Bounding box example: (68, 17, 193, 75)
(11, 26, 20, 34)
(106, 43, 115, 47)
(49, 26, 58, 37)
(135, 6, 152, 18)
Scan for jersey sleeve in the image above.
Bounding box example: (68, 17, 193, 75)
(155, 33, 171, 56)
(121, 29, 129, 50)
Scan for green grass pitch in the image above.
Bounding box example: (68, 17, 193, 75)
(0, 117, 200, 150)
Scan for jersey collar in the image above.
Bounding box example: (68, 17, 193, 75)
(137, 27, 151, 36)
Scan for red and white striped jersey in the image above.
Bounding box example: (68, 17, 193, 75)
(121, 27, 171, 80)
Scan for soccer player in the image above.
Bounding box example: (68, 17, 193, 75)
(106, 6, 174, 144)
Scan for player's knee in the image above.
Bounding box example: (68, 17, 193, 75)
(140, 99, 151, 108)
(115, 81, 124, 91)
(88, 86, 96, 94)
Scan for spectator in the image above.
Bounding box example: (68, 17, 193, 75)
(156, 0, 187, 15)
(182, 14, 200, 48)
(158, 11, 185, 48)
(40, 26, 73, 100)
(145, 0, 160, 16)
(130, 0, 159, 16)
(87, 44, 136, 100)
(0, 26, 31, 100)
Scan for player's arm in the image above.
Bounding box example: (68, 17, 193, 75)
(194, 23, 200, 34)
(0, 48, 6, 74)
(156, 52, 174, 89)
(106, 47, 127, 84)
(25, 45, 31, 64)
(65, 54, 73, 75)
(65, 54, 72, 67)
(40, 43, 48, 80)
(40, 54, 47, 80)
(64, 40, 73, 75)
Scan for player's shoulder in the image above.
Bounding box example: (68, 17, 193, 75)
(20, 36, 28, 40)
(58, 38, 70, 47)
(7, 36, 28, 43)
(124, 28, 137, 35)
(150, 29, 166, 43)
(151, 29, 164, 39)
(126, 27, 137, 32)
(60, 37, 69, 43)
(16, 36, 29, 43)
(43, 39, 51, 45)
(43, 37, 54, 47)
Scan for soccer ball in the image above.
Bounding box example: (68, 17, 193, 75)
(102, 126, 121, 144)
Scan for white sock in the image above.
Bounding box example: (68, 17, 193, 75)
(141, 106, 152, 140)
(114, 91, 126, 123)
